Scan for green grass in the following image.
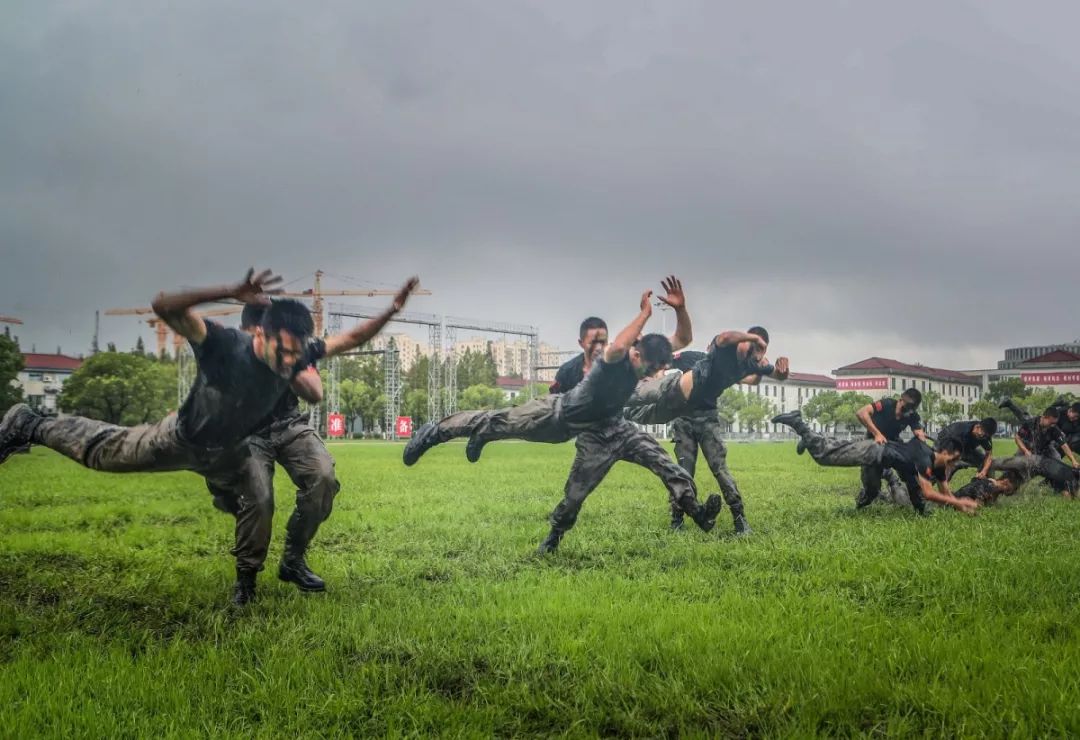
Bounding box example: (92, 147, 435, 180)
(2, 438, 1079, 737)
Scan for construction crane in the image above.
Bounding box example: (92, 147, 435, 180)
(103, 306, 242, 358)
(272, 271, 431, 336)
(106, 270, 431, 352)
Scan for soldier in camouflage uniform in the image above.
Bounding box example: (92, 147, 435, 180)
(404, 281, 723, 552)
(623, 327, 790, 535)
(771, 409, 977, 514)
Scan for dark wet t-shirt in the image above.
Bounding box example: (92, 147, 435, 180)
(936, 421, 992, 455)
(687, 343, 767, 409)
(880, 438, 938, 504)
(560, 355, 639, 426)
(1018, 419, 1065, 456)
(868, 398, 923, 441)
(178, 322, 295, 448)
(550, 354, 586, 395)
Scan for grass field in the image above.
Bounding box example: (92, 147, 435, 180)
(2, 437, 1080, 737)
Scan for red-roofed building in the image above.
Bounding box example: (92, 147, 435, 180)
(17, 352, 84, 412)
(832, 356, 982, 412)
(733, 368, 836, 434)
(965, 345, 1080, 395)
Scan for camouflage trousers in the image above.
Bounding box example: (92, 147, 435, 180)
(796, 430, 912, 506)
(207, 415, 340, 572)
(33, 412, 247, 478)
(622, 373, 689, 426)
(669, 413, 745, 525)
(991, 453, 1078, 494)
(433, 396, 575, 446)
(549, 418, 706, 533)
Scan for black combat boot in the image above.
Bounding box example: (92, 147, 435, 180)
(771, 410, 810, 436)
(402, 422, 441, 466)
(465, 433, 486, 463)
(279, 539, 326, 592)
(669, 512, 686, 532)
(688, 494, 723, 533)
(997, 398, 1027, 421)
(0, 404, 41, 466)
(232, 569, 258, 607)
(536, 527, 566, 554)
(730, 504, 752, 536)
(855, 487, 878, 509)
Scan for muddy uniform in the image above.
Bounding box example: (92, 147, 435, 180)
(654, 350, 752, 530)
(30, 322, 292, 476)
(208, 338, 340, 573)
(860, 398, 923, 506)
(796, 428, 938, 513)
(622, 342, 770, 426)
(933, 421, 992, 481)
(407, 353, 719, 537)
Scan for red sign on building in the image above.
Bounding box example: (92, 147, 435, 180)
(327, 413, 346, 438)
(1021, 372, 1080, 386)
(836, 377, 889, 391)
(396, 416, 413, 438)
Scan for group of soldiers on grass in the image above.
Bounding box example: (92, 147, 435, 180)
(2, 270, 1078, 605)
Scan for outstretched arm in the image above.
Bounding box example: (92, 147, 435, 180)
(152, 268, 282, 345)
(657, 276, 692, 351)
(323, 278, 420, 358)
(712, 330, 768, 349)
(922, 476, 977, 513)
(857, 404, 888, 444)
(604, 290, 653, 364)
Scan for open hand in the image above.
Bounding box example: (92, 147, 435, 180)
(234, 268, 284, 305)
(656, 275, 685, 310)
(640, 290, 654, 315)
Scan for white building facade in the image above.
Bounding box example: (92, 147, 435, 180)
(16, 353, 83, 413)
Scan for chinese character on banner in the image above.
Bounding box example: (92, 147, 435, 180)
(396, 416, 413, 438)
(327, 413, 346, 438)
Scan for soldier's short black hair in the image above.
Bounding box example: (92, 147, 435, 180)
(240, 304, 266, 330)
(979, 417, 998, 435)
(1043, 407, 1061, 420)
(901, 388, 922, 407)
(636, 333, 673, 373)
(748, 326, 769, 345)
(262, 299, 314, 341)
(1070, 403, 1080, 415)
(579, 317, 607, 341)
(936, 437, 962, 454)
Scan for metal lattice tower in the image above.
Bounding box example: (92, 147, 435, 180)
(427, 322, 442, 421)
(442, 317, 540, 406)
(327, 304, 445, 426)
(327, 313, 342, 414)
(383, 340, 401, 439)
(443, 325, 458, 416)
(527, 332, 540, 399)
(177, 345, 196, 407)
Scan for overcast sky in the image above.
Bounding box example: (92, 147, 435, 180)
(3, 1, 1078, 374)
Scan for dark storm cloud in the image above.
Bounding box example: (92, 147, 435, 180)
(2, 1, 1077, 372)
